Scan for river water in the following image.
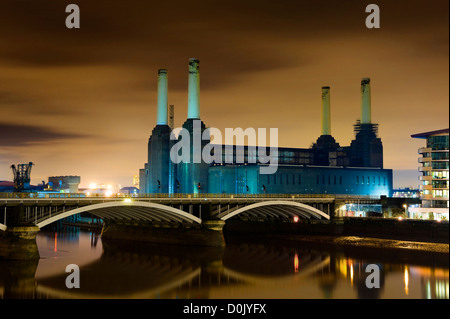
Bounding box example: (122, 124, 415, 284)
(0, 227, 448, 299)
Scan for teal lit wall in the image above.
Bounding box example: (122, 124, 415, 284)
(208, 165, 393, 197)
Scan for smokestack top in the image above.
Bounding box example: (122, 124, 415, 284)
(187, 58, 200, 119)
(321, 86, 331, 136)
(189, 58, 200, 73)
(361, 77, 372, 124)
(156, 68, 168, 125)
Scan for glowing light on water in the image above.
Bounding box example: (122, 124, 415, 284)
(404, 267, 409, 295)
(350, 263, 354, 287)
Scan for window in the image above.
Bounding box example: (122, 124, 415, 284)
(427, 135, 449, 151)
(339, 176, 342, 185)
(433, 171, 449, 179)
(432, 152, 449, 160)
(433, 180, 449, 189)
(432, 161, 449, 170)
(356, 176, 359, 184)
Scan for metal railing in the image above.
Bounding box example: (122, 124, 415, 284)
(0, 192, 381, 200)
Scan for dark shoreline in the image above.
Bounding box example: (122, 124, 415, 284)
(267, 234, 449, 254)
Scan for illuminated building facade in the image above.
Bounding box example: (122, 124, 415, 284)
(140, 59, 393, 198)
(409, 128, 449, 220)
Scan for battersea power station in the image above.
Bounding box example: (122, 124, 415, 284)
(139, 58, 393, 197)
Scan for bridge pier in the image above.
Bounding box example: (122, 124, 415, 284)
(0, 205, 40, 260)
(0, 226, 40, 260)
(101, 218, 226, 247)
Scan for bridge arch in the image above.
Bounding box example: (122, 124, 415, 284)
(36, 200, 202, 229)
(218, 201, 330, 221)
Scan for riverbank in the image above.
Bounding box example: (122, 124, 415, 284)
(273, 234, 449, 254)
(223, 217, 449, 255)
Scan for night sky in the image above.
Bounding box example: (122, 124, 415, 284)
(0, 0, 448, 188)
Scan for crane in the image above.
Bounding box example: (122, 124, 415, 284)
(10, 162, 34, 192)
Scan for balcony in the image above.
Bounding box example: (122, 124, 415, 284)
(419, 175, 433, 181)
(420, 194, 435, 201)
(419, 184, 433, 191)
(418, 157, 432, 163)
(418, 147, 431, 154)
(419, 166, 432, 172)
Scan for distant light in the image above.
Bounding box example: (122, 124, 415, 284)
(107, 185, 112, 189)
(293, 216, 299, 223)
(398, 217, 403, 221)
(105, 190, 113, 197)
(124, 198, 132, 203)
(89, 183, 97, 190)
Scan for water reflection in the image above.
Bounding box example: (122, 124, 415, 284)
(0, 228, 448, 299)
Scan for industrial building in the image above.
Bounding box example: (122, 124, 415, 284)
(139, 58, 393, 197)
(48, 176, 81, 193)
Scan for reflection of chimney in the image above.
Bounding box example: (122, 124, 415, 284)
(187, 58, 200, 119)
(156, 69, 168, 125)
(361, 78, 371, 124)
(321, 86, 331, 135)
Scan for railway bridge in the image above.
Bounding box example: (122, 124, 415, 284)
(0, 193, 379, 260)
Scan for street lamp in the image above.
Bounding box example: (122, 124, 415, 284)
(403, 204, 408, 218)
